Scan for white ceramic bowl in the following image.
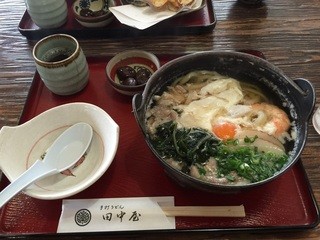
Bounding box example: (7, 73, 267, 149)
(0, 102, 119, 200)
(72, 0, 115, 28)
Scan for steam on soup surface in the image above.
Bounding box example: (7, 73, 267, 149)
(145, 70, 295, 185)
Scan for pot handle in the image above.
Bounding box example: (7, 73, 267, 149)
(293, 78, 316, 120)
(132, 93, 145, 132)
(132, 93, 143, 112)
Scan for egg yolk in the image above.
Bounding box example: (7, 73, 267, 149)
(212, 122, 237, 140)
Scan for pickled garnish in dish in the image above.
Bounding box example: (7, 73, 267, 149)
(116, 65, 152, 86)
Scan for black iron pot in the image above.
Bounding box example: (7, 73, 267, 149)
(132, 51, 315, 192)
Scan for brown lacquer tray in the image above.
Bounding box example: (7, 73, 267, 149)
(0, 54, 319, 237)
(18, 0, 216, 40)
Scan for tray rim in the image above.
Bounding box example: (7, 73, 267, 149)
(0, 164, 319, 237)
(18, 0, 217, 40)
(0, 54, 319, 237)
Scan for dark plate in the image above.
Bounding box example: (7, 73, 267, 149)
(18, 0, 216, 40)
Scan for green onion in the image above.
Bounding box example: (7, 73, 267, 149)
(151, 121, 289, 183)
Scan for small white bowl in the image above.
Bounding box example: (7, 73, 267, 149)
(312, 107, 320, 134)
(0, 102, 119, 200)
(72, 0, 115, 28)
(106, 50, 160, 96)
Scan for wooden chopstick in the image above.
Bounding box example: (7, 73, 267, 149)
(161, 205, 245, 217)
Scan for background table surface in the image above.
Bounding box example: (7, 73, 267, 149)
(1, 0, 320, 239)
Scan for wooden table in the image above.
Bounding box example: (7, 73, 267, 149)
(1, 0, 320, 239)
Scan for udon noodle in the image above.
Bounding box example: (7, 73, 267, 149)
(146, 70, 294, 185)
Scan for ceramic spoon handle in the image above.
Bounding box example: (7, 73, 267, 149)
(0, 160, 58, 208)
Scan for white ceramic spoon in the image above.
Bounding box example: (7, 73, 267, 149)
(0, 122, 93, 208)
